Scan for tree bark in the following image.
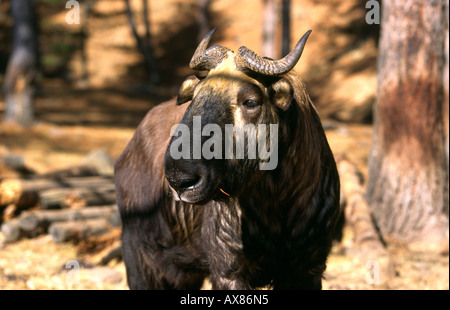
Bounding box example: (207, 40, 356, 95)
(367, 0, 449, 250)
(2, 0, 39, 127)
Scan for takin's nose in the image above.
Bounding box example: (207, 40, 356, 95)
(166, 170, 203, 194)
(164, 154, 205, 196)
(164, 143, 220, 204)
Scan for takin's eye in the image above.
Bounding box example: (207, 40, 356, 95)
(242, 99, 261, 109)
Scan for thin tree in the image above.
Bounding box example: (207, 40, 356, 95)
(262, 0, 276, 58)
(2, 0, 39, 127)
(196, 0, 210, 43)
(125, 0, 159, 85)
(281, 0, 290, 57)
(444, 0, 449, 172)
(79, 0, 90, 87)
(366, 0, 449, 250)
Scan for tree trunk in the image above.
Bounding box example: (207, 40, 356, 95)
(79, 0, 90, 87)
(2, 0, 39, 127)
(196, 0, 210, 43)
(262, 0, 276, 59)
(367, 0, 449, 250)
(281, 0, 291, 57)
(124, 0, 159, 85)
(444, 0, 449, 173)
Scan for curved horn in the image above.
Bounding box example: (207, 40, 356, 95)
(189, 28, 232, 71)
(235, 30, 312, 76)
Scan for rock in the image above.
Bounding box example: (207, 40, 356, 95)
(81, 149, 115, 177)
(1, 219, 22, 243)
(0, 153, 35, 176)
(86, 267, 122, 285)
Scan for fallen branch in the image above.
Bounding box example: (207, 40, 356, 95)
(33, 165, 100, 179)
(337, 158, 395, 284)
(19, 205, 119, 233)
(0, 175, 114, 211)
(337, 158, 385, 255)
(99, 244, 122, 265)
(39, 184, 116, 209)
(49, 218, 114, 243)
(1, 205, 119, 243)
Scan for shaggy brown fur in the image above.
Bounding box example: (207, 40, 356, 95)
(115, 49, 341, 290)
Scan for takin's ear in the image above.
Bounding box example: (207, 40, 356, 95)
(177, 75, 200, 105)
(269, 78, 293, 111)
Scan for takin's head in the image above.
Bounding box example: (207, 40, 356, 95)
(164, 29, 313, 204)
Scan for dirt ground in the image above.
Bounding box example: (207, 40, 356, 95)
(0, 0, 448, 290)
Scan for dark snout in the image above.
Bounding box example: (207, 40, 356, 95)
(164, 91, 233, 204)
(164, 151, 220, 204)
